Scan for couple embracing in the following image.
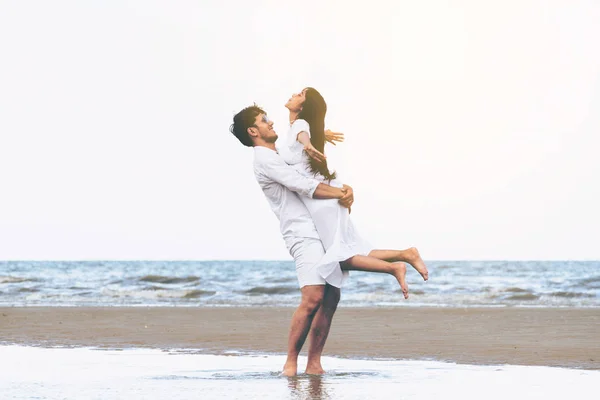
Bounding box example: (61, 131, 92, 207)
(229, 87, 428, 376)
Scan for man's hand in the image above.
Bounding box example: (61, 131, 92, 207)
(325, 129, 344, 146)
(304, 144, 326, 163)
(338, 184, 354, 209)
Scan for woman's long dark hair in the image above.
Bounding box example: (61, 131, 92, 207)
(297, 87, 336, 181)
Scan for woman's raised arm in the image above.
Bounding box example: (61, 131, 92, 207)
(324, 129, 344, 145)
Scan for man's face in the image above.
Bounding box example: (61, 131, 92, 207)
(249, 113, 277, 143)
(285, 88, 307, 112)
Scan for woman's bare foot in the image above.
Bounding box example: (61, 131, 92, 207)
(393, 263, 409, 299)
(282, 361, 298, 376)
(406, 247, 429, 281)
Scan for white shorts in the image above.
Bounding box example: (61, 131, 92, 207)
(284, 237, 327, 288)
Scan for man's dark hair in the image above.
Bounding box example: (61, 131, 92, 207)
(229, 104, 265, 147)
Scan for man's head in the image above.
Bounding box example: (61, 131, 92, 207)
(230, 105, 277, 147)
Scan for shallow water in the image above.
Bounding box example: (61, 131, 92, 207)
(0, 346, 597, 399)
(1, 260, 599, 308)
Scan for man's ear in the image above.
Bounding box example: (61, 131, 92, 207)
(247, 126, 258, 138)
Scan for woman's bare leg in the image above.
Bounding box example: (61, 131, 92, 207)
(368, 247, 429, 281)
(341, 256, 409, 299)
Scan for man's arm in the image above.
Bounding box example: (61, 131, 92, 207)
(313, 182, 345, 200)
(317, 183, 354, 210)
(259, 152, 350, 205)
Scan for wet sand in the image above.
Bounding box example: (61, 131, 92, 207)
(1, 307, 598, 370)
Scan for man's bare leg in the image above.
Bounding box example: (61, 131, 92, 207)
(305, 284, 341, 374)
(369, 247, 429, 281)
(282, 285, 326, 376)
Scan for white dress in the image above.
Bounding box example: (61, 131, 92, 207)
(277, 119, 373, 288)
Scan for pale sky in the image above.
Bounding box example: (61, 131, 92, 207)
(1, 0, 598, 261)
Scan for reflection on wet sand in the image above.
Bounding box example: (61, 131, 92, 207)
(287, 374, 330, 400)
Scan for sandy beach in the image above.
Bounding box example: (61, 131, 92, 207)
(1, 306, 598, 370)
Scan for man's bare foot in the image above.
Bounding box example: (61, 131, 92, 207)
(305, 363, 325, 375)
(393, 262, 409, 299)
(282, 361, 298, 376)
(406, 247, 429, 281)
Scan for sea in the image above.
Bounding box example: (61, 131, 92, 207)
(0, 260, 598, 308)
(1, 260, 598, 399)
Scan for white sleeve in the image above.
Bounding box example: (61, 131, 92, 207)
(288, 119, 311, 146)
(258, 152, 320, 198)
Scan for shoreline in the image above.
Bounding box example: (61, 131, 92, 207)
(1, 306, 599, 370)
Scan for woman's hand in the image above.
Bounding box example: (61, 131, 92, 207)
(325, 129, 344, 146)
(339, 184, 354, 208)
(304, 143, 327, 163)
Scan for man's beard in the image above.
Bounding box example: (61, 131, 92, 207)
(265, 134, 278, 143)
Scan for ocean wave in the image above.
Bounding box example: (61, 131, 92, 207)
(504, 287, 530, 293)
(183, 290, 217, 298)
(577, 276, 600, 288)
(244, 286, 297, 295)
(549, 291, 595, 299)
(505, 293, 540, 301)
(353, 285, 389, 294)
(0, 276, 37, 284)
(101, 288, 215, 300)
(138, 275, 200, 284)
(435, 264, 457, 270)
(17, 287, 39, 293)
(143, 286, 168, 291)
(269, 277, 296, 284)
(395, 289, 425, 295)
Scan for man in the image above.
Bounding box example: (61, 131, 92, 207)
(230, 105, 350, 376)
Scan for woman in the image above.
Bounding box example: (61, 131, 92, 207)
(278, 87, 429, 298)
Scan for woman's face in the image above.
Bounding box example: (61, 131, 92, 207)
(285, 88, 307, 111)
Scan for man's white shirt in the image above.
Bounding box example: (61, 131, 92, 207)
(253, 146, 320, 240)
